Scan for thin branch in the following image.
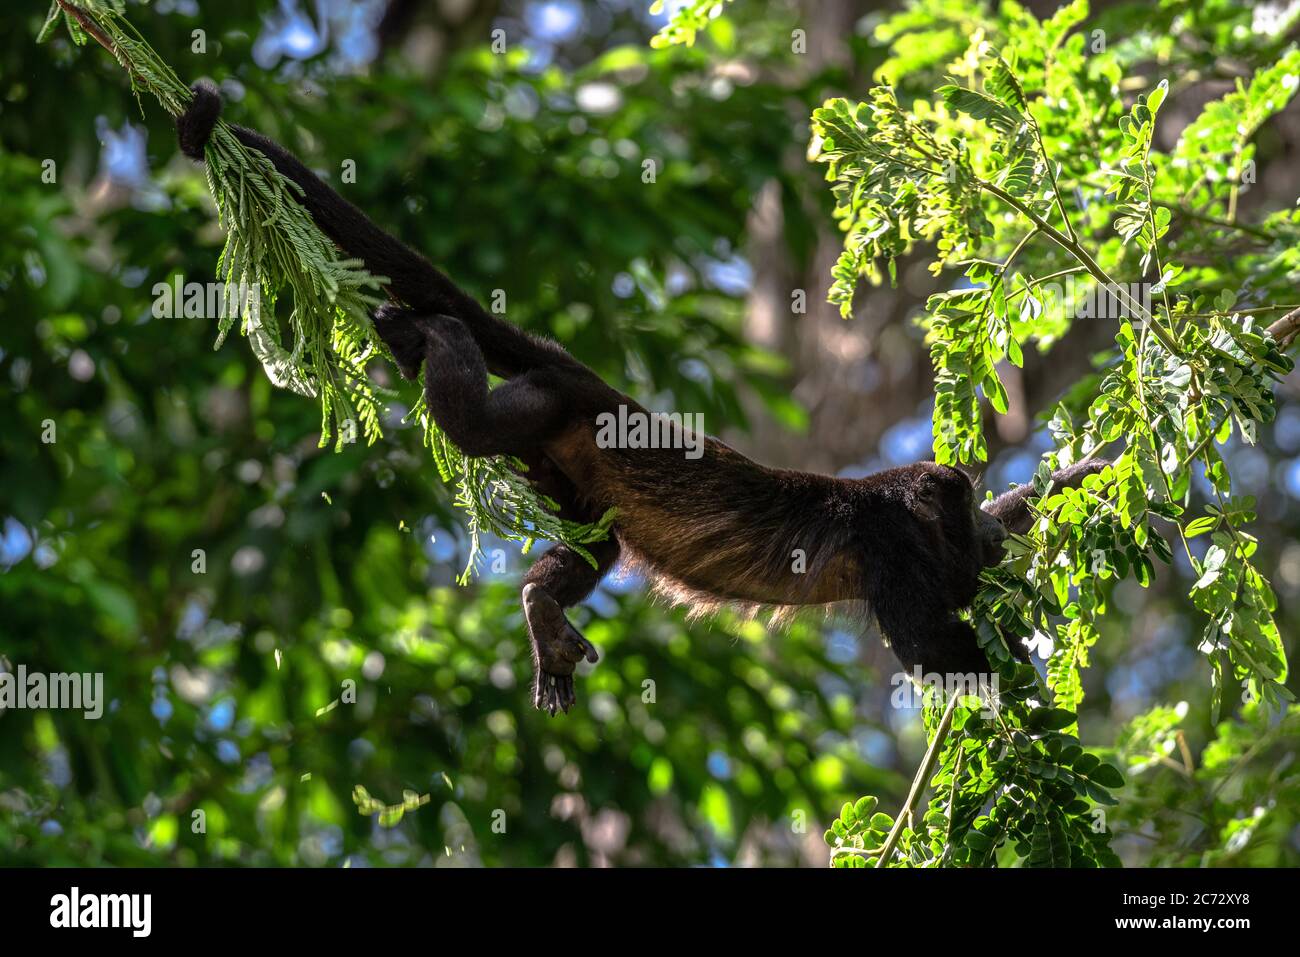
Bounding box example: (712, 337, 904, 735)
(1180, 304, 1300, 319)
(877, 690, 961, 868)
(1001, 266, 1086, 306)
(975, 177, 1183, 356)
(1156, 202, 1280, 243)
(1026, 107, 1077, 244)
(974, 228, 1038, 325)
(938, 744, 966, 867)
(1267, 305, 1300, 349)
(55, 0, 137, 80)
(56, 1, 113, 51)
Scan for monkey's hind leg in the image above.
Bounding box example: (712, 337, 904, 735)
(373, 305, 564, 456)
(374, 305, 613, 713)
(523, 537, 620, 716)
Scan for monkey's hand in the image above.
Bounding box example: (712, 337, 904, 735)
(372, 303, 433, 381)
(983, 459, 1110, 536)
(522, 583, 599, 716)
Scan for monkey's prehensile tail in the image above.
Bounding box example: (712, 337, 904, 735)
(177, 80, 567, 380)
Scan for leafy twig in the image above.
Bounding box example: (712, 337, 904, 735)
(877, 691, 960, 868)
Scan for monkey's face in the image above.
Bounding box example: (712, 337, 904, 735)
(898, 463, 1006, 602)
(975, 507, 1010, 568)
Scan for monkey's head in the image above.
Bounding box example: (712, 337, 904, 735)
(872, 462, 1007, 606)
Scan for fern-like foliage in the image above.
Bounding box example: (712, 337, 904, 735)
(41, 0, 613, 574)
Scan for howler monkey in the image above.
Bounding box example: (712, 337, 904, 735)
(177, 82, 1106, 715)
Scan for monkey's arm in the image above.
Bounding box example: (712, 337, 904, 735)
(983, 460, 1109, 535)
(874, 598, 1012, 677)
(367, 309, 614, 715)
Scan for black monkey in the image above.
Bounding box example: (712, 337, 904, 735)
(176, 82, 1106, 714)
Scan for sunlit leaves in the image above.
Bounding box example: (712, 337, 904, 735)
(812, 91, 962, 314)
(940, 84, 1024, 135)
(821, 4, 1296, 867)
(1166, 48, 1300, 216)
(648, 0, 735, 49)
(1110, 701, 1300, 865)
(816, 12, 1292, 706)
(352, 785, 430, 828)
(411, 391, 619, 583)
(827, 688, 1123, 868)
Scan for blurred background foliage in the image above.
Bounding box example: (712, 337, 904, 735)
(0, 0, 1297, 866)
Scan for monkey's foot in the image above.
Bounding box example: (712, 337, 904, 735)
(523, 583, 599, 716)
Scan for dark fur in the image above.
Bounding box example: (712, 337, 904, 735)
(177, 84, 1107, 714)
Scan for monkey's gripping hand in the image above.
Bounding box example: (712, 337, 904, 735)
(522, 583, 599, 716)
(983, 459, 1110, 535)
(371, 303, 433, 380)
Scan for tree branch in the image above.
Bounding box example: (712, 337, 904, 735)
(976, 177, 1184, 356)
(876, 690, 960, 868)
(1267, 306, 1300, 349)
(57, 1, 116, 57)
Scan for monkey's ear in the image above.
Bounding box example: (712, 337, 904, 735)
(920, 458, 981, 489)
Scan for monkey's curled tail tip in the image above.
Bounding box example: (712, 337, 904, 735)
(177, 79, 223, 160)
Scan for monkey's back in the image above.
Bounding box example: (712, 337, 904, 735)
(541, 404, 861, 609)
